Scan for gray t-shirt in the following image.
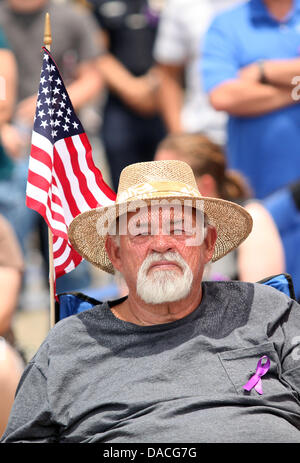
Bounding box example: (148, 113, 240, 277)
(1, 281, 300, 443)
(0, 1, 102, 102)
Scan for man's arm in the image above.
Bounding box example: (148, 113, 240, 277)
(240, 58, 300, 88)
(155, 63, 184, 132)
(0, 48, 17, 126)
(209, 79, 296, 117)
(96, 53, 160, 116)
(0, 267, 22, 337)
(64, 59, 103, 111)
(14, 58, 103, 126)
(202, 14, 299, 117)
(0, 347, 58, 442)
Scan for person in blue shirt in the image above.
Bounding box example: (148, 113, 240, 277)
(201, 0, 300, 200)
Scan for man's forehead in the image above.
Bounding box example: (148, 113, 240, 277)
(125, 204, 197, 223)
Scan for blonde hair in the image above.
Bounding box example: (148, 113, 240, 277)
(157, 133, 252, 201)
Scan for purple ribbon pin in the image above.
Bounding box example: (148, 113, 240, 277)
(243, 355, 270, 395)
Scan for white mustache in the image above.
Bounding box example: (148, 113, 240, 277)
(141, 251, 187, 273)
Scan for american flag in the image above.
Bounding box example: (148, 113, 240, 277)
(26, 47, 116, 283)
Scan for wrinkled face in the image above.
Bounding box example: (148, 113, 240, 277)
(106, 205, 217, 304)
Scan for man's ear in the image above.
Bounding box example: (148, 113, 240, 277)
(105, 235, 122, 272)
(204, 225, 217, 263)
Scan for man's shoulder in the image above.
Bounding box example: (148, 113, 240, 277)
(207, 1, 249, 30)
(204, 279, 294, 310)
(48, 301, 108, 341)
(48, 2, 99, 29)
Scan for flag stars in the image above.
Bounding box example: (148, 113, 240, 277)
(40, 120, 48, 129)
(41, 86, 49, 95)
(35, 51, 83, 140)
(38, 109, 45, 118)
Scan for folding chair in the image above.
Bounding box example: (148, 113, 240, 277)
(55, 273, 296, 324)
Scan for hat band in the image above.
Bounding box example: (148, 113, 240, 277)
(117, 181, 201, 203)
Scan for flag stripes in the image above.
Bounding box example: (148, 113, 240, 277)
(27, 130, 115, 279)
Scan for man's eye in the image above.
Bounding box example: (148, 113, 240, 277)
(133, 230, 149, 237)
(172, 228, 194, 236)
(173, 228, 184, 234)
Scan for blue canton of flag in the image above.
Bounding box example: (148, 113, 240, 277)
(34, 49, 81, 143)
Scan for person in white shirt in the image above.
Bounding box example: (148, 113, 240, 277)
(153, 0, 244, 144)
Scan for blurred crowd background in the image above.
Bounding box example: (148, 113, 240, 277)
(1, 0, 300, 435)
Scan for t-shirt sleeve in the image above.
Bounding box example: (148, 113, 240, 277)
(0, 341, 58, 443)
(201, 14, 240, 93)
(69, 7, 104, 62)
(278, 299, 300, 399)
(153, 1, 188, 64)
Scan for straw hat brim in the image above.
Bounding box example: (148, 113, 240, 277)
(68, 195, 253, 275)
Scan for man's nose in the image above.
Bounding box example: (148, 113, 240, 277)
(149, 232, 174, 254)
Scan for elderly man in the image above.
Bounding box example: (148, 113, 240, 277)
(1, 160, 300, 443)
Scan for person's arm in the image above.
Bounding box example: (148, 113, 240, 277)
(0, 342, 58, 443)
(0, 215, 24, 336)
(209, 79, 295, 117)
(202, 14, 298, 117)
(155, 63, 184, 132)
(14, 58, 103, 127)
(96, 53, 160, 116)
(0, 341, 24, 438)
(239, 58, 300, 88)
(152, 0, 190, 130)
(237, 201, 285, 282)
(64, 59, 103, 111)
(0, 48, 17, 126)
(0, 267, 22, 336)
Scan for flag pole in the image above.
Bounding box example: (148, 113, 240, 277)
(44, 12, 55, 328)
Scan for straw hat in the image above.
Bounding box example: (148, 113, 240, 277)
(68, 160, 253, 274)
